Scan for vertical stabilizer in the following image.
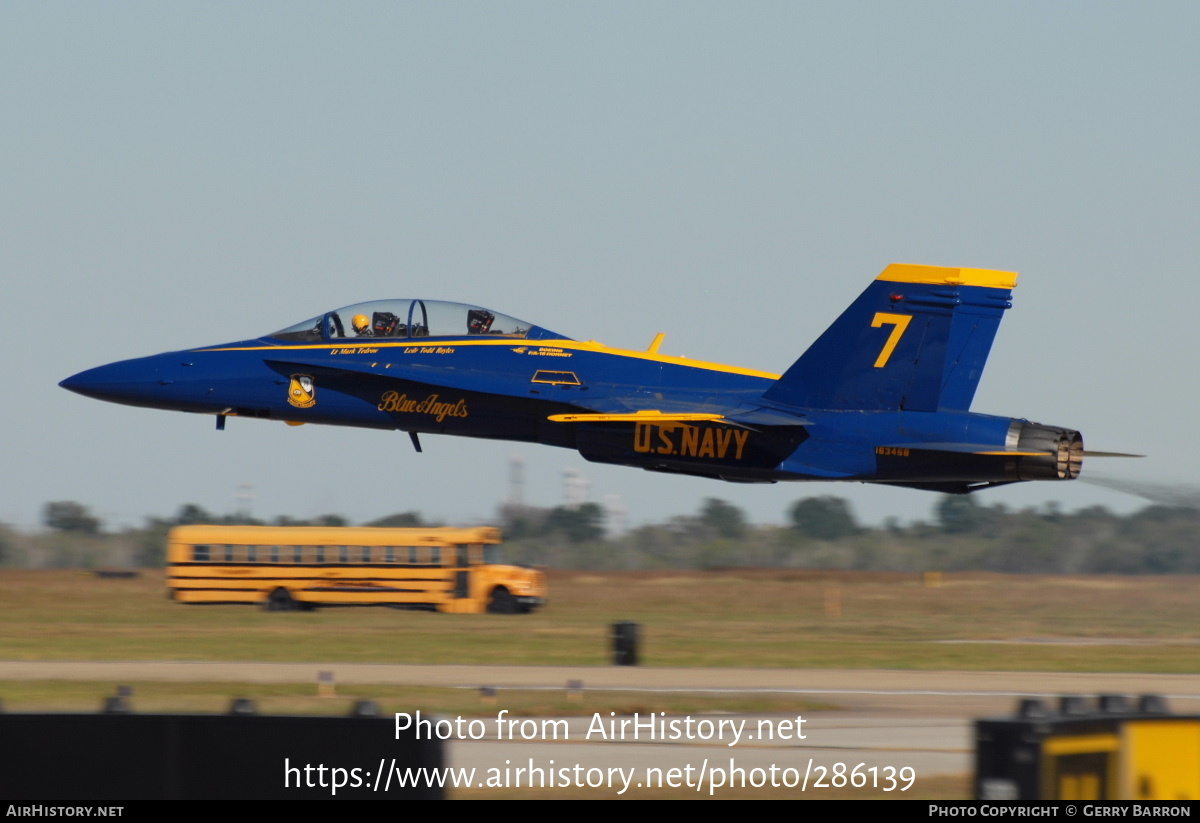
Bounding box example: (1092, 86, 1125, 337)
(762, 264, 1017, 412)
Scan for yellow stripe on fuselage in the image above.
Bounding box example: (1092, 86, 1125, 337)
(196, 337, 783, 380)
(876, 263, 1018, 290)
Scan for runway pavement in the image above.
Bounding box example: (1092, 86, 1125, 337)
(1, 661, 1196, 715)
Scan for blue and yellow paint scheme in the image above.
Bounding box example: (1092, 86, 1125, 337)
(60, 264, 1096, 493)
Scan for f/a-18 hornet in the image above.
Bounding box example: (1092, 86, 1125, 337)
(62, 263, 1127, 493)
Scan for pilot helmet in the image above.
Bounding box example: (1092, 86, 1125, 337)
(352, 314, 371, 334)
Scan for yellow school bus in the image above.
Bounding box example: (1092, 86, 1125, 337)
(166, 525, 545, 614)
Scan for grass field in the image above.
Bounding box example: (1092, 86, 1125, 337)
(0, 568, 1196, 671)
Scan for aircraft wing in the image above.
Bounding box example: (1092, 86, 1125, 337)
(881, 442, 1143, 458)
(725, 407, 815, 426)
(548, 411, 726, 423)
(547, 406, 812, 427)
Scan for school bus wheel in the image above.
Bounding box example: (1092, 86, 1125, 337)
(265, 587, 297, 612)
(487, 587, 517, 615)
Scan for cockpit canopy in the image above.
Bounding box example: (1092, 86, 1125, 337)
(270, 300, 564, 343)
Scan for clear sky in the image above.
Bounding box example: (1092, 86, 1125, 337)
(3, 3, 1195, 532)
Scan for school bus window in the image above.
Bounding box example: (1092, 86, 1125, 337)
(430, 546, 441, 565)
(270, 545, 280, 563)
(456, 545, 469, 567)
(224, 545, 234, 563)
(385, 546, 396, 563)
(316, 546, 326, 563)
(247, 545, 257, 563)
(291, 546, 302, 563)
(408, 546, 418, 564)
(193, 544, 210, 562)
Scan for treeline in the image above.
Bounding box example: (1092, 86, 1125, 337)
(4, 496, 1199, 575)
(500, 497, 1200, 574)
(2, 502, 429, 569)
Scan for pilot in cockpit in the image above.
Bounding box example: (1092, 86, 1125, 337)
(352, 314, 373, 336)
(468, 309, 495, 334)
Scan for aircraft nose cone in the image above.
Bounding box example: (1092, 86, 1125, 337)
(59, 356, 177, 407)
(58, 371, 87, 394)
(59, 364, 122, 403)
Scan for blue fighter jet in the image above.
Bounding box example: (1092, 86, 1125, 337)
(61, 263, 1110, 493)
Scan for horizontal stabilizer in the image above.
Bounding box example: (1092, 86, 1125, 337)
(881, 442, 1052, 456)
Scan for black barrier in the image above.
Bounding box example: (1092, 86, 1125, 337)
(612, 621, 640, 666)
(0, 712, 443, 799)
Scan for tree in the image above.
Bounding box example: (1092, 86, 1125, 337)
(366, 511, 425, 528)
(174, 504, 213, 525)
(935, 494, 985, 534)
(788, 496, 858, 540)
(43, 501, 101, 535)
(699, 498, 748, 539)
(542, 503, 605, 543)
(0, 525, 13, 565)
(135, 519, 171, 567)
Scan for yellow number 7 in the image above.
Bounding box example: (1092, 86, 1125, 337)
(870, 312, 912, 368)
